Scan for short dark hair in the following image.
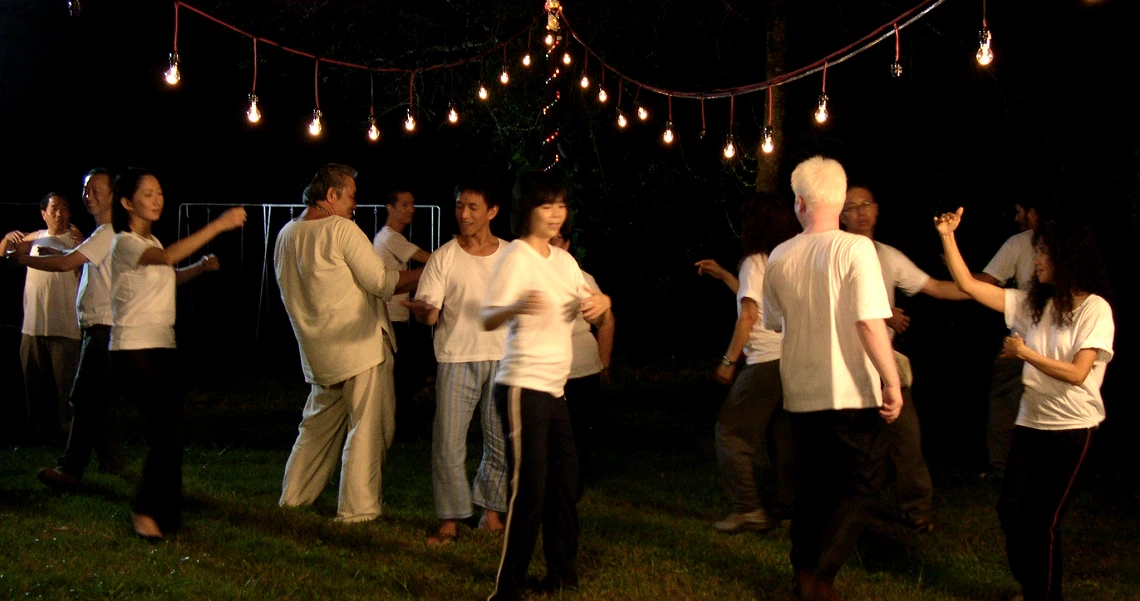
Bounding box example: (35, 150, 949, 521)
(1016, 197, 1056, 223)
(741, 192, 798, 257)
(40, 193, 69, 211)
(84, 167, 111, 183)
(386, 187, 414, 207)
(454, 179, 498, 210)
(510, 171, 567, 237)
(111, 167, 156, 233)
(302, 164, 357, 206)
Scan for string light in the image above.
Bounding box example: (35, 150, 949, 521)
(616, 80, 627, 129)
(478, 84, 489, 100)
(404, 72, 416, 131)
(815, 61, 829, 123)
(724, 136, 737, 159)
(404, 110, 416, 132)
(368, 117, 380, 141)
(522, 29, 532, 67)
(164, 52, 181, 85)
(523, 54, 532, 67)
(761, 88, 774, 153)
(580, 53, 589, 88)
(246, 94, 261, 123)
(598, 88, 608, 102)
(448, 105, 459, 124)
(367, 70, 378, 141)
(308, 59, 321, 137)
(699, 98, 706, 139)
(637, 105, 648, 120)
(562, 52, 571, 65)
(977, 0, 994, 66)
(617, 111, 627, 128)
(662, 96, 674, 144)
(500, 46, 509, 84)
(724, 96, 736, 159)
(545, 33, 555, 46)
(580, 75, 589, 88)
(890, 23, 903, 77)
(308, 109, 322, 137)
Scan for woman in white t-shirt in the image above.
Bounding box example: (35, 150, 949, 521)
(109, 167, 246, 539)
(935, 209, 1114, 601)
(481, 172, 611, 601)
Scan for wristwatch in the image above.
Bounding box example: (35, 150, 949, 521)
(720, 355, 734, 367)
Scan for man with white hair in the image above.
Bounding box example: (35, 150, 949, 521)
(762, 157, 903, 601)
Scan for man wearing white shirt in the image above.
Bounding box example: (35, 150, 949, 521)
(11, 169, 126, 488)
(2, 193, 82, 441)
(403, 181, 510, 545)
(975, 200, 1049, 478)
(762, 158, 902, 601)
(841, 186, 969, 533)
(275, 164, 419, 523)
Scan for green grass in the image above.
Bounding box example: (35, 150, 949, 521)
(2, 368, 1138, 600)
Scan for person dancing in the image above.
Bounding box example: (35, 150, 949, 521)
(935, 208, 1113, 601)
(109, 167, 245, 538)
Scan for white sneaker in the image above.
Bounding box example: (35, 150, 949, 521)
(713, 509, 773, 533)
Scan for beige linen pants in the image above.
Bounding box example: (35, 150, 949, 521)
(279, 343, 396, 522)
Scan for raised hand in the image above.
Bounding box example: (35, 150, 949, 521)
(933, 207, 964, 235)
(214, 207, 248, 232)
(695, 259, 730, 281)
(200, 254, 221, 271)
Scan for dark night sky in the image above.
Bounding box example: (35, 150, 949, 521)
(1, 0, 1137, 463)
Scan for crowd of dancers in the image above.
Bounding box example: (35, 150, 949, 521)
(2, 157, 1115, 601)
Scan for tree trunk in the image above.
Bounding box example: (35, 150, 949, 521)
(755, 0, 787, 195)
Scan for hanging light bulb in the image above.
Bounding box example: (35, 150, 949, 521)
(478, 85, 489, 100)
(761, 126, 775, 154)
(246, 94, 261, 123)
(308, 109, 322, 137)
(545, 33, 555, 46)
(562, 53, 572, 65)
(448, 105, 459, 124)
(367, 117, 380, 141)
(580, 75, 590, 89)
(637, 105, 648, 121)
(617, 111, 628, 128)
(663, 121, 675, 144)
(976, 28, 994, 65)
(890, 62, 903, 77)
(814, 94, 829, 123)
(598, 88, 608, 103)
(724, 136, 737, 159)
(164, 52, 180, 86)
(404, 110, 416, 132)
(522, 53, 532, 67)
(500, 69, 510, 85)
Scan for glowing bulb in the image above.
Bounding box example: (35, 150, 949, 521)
(246, 94, 261, 123)
(617, 111, 627, 128)
(478, 85, 488, 100)
(814, 94, 829, 123)
(663, 122, 674, 144)
(724, 137, 737, 159)
(404, 111, 416, 132)
(637, 105, 648, 121)
(448, 106, 459, 124)
(890, 62, 903, 77)
(522, 53, 532, 67)
(976, 29, 994, 65)
(164, 52, 180, 86)
(500, 70, 510, 85)
(580, 75, 589, 89)
(562, 53, 572, 65)
(367, 117, 380, 141)
(761, 126, 774, 154)
(308, 109, 322, 137)
(598, 88, 608, 103)
(545, 33, 554, 46)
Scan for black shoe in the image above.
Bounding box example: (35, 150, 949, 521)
(38, 467, 80, 492)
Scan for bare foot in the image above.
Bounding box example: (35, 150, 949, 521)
(426, 519, 458, 547)
(478, 509, 504, 533)
(131, 513, 164, 539)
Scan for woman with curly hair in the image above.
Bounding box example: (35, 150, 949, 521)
(934, 208, 1114, 601)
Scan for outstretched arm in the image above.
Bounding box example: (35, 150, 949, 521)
(176, 254, 219, 285)
(695, 259, 740, 295)
(12, 248, 89, 272)
(920, 278, 971, 301)
(138, 208, 247, 267)
(934, 208, 1005, 312)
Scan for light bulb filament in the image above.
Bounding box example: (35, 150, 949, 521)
(246, 94, 260, 123)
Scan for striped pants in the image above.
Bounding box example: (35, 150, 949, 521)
(998, 426, 1095, 601)
(432, 361, 509, 519)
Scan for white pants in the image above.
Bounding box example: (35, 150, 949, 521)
(280, 344, 395, 522)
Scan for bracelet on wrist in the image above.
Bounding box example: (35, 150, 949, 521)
(720, 355, 734, 367)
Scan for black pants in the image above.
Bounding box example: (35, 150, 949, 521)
(57, 325, 124, 478)
(112, 348, 184, 533)
(489, 385, 579, 601)
(998, 426, 1094, 601)
(789, 408, 887, 582)
(564, 373, 600, 500)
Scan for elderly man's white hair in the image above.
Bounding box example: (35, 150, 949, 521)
(791, 156, 847, 212)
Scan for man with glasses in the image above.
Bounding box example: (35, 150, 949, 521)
(840, 185, 968, 532)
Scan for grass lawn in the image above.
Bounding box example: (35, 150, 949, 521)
(2, 366, 1138, 600)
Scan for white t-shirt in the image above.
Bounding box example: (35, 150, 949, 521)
(568, 271, 605, 379)
(413, 237, 508, 363)
(276, 216, 399, 386)
(875, 241, 931, 340)
(1004, 289, 1114, 430)
(22, 230, 82, 339)
(484, 240, 590, 397)
(74, 224, 115, 328)
(984, 230, 1035, 292)
(373, 225, 421, 323)
(110, 232, 176, 350)
(763, 230, 893, 413)
(736, 254, 782, 365)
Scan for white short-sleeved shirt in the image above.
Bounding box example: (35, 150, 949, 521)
(276, 216, 399, 386)
(373, 225, 422, 323)
(413, 237, 508, 363)
(875, 241, 931, 339)
(74, 224, 115, 328)
(484, 240, 590, 397)
(22, 230, 81, 339)
(1004, 289, 1114, 430)
(568, 271, 605, 378)
(763, 230, 893, 412)
(736, 254, 782, 365)
(984, 230, 1036, 293)
(110, 232, 176, 350)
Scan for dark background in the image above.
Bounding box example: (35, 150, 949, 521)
(1, 0, 1136, 469)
